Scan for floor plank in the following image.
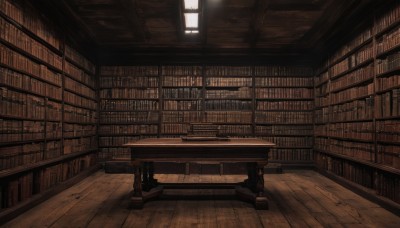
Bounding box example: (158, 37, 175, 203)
(4, 170, 400, 228)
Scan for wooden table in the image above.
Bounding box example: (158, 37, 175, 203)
(124, 138, 275, 209)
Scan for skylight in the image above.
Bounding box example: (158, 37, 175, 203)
(184, 0, 198, 10)
(184, 13, 198, 28)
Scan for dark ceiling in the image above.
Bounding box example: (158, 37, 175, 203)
(36, 0, 378, 64)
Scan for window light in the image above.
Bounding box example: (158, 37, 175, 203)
(184, 0, 199, 10)
(185, 30, 199, 34)
(184, 13, 198, 28)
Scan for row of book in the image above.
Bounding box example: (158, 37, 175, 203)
(0, 120, 61, 143)
(254, 66, 312, 77)
(100, 88, 159, 99)
(100, 66, 159, 76)
(255, 77, 313, 87)
(376, 74, 400, 93)
(255, 88, 313, 99)
(163, 76, 202, 87)
(206, 77, 252, 87)
(65, 45, 95, 74)
(100, 76, 159, 88)
(330, 28, 372, 64)
(63, 136, 97, 155)
(315, 71, 329, 86)
(323, 122, 374, 141)
(205, 66, 252, 76)
(99, 147, 131, 160)
(0, 140, 64, 171)
(315, 137, 374, 162)
(315, 152, 400, 204)
(163, 100, 201, 111)
(330, 83, 374, 105)
(162, 66, 202, 76)
(376, 52, 400, 74)
(316, 83, 328, 97)
(205, 100, 252, 110)
(260, 136, 313, 148)
(0, 16, 63, 70)
(375, 171, 400, 204)
(65, 77, 96, 100)
(315, 108, 329, 123)
(64, 62, 96, 89)
(375, 89, 400, 118)
(164, 88, 202, 99)
(377, 144, 400, 169)
(0, 0, 61, 49)
(64, 104, 97, 124)
(0, 44, 62, 86)
(101, 99, 159, 111)
(205, 88, 251, 99)
(330, 65, 373, 92)
(1, 153, 97, 208)
(315, 153, 374, 189)
(255, 111, 312, 124)
(99, 111, 159, 123)
(64, 91, 97, 110)
(315, 95, 329, 108)
(377, 26, 400, 55)
(330, 45, 373, 77)
(161, 123, 189, 134)
(162, 111, 202, 123)
(0, 67, 62, 101)
(204, 111, 252, 123)
(99, 136, 140, 147)
(269, 148, 313, 161)
(255, 125, 313, 135)
(64, 123, 96, 138)
(376, 120, 400, 143)
(0, 89, 46, 119)
(376, 1, 400, 34)
(329, 98, 374, 122)
(256, 100, 313, 111)
(218, 125, 252, 135)
(99, 124, 158, 135)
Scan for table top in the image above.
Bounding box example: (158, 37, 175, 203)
(124, 138, 275, 148)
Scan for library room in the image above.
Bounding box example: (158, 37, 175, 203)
(0, 0, 399, 227)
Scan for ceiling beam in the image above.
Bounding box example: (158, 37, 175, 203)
(117, 0, 148, 42)
(249, 0, 270, 48)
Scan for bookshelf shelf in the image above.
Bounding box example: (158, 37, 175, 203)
(328, 136, 374, 144)
(375, 18, 400, 37)
(377, 140, 400, 146)
(315, 149, 400, 176)
(163, 98, 202, 101)
(376, 85, 400, 95)
(376, 115, 400, 120)
(255, 98, 313, 101)
(330, 58, 374, 80)
(99, 122, 159, 125)
(63, 120, 97, 125)
(0, 11, 62, 55)
(0, 83, 61, 102)
(100, 98, 159, 101)
(0, 149, 97, 179)
(329, 94, 373, 106)
(330, 77, 374, 93)
(329, 118, 374, 124)
(0, 39, 62, 74)
(255, 122, 312, 126)
(376, 42, 400, 59)
(255, 109, 313, 112)
(0, 137, 62, 147)
(376, 66, 400, 78)
(63, 101, 97, 111)
(0, 63, 61, 88)
(65, 57, 95, 75)
(63, 134, 97, 140)
(63, 88, 97, 102)
(63, 73, 96, 91)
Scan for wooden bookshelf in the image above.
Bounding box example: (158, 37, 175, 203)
(0, 0, 98, 217)
(314, 0, 400, 205)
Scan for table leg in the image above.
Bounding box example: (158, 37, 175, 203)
(131, 162, 144, 209)
(255, 162, 268, 209)
(244, 162, 257, 192)
(148, 162, 158, 187)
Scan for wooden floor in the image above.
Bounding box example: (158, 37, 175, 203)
(4, 170, 400, 228)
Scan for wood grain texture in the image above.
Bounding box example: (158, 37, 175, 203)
(5, 170, 400, 228)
